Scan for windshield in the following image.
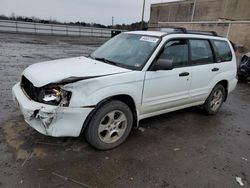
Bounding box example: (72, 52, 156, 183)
(91, 33, 161, 70)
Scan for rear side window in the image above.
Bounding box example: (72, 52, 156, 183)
(213, 40, 232, 62)
(189, 39, 214, 65)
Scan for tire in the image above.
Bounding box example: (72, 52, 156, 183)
(85, 100, 133, 150)
(203, 84, 226, 115)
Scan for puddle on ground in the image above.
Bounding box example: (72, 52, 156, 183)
(2, 120, 46, 160)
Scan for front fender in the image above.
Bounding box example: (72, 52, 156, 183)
(63, 71, 145, 108)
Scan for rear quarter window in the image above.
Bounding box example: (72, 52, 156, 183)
(213, 40, 232, 62)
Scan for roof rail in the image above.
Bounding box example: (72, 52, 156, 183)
(147, 26, 186, 33)
(186, 30, 218, 36)
(159, 27, 187, 33)
(147, 26, 219, 37)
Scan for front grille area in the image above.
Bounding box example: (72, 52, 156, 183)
(21, 76, 43, 102)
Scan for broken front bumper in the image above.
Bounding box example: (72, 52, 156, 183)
(12, 83, 94, 137)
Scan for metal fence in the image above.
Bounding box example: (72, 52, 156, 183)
(0, 19, 123, 38)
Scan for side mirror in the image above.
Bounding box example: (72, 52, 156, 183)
(154, 59, 173, 71)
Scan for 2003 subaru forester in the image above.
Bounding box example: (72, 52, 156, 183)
(12, 29, 238, 150)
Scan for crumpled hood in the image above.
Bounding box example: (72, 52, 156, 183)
(23, 56, 131, 87)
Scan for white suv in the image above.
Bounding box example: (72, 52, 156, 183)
(12, 29, 238, 150)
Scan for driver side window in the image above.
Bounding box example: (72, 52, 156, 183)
(159, 39, 189, 68)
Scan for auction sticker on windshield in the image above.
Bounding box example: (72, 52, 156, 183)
(140, 36, 159, 43)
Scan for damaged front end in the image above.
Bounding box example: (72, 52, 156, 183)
(20, 76, 74, 132)
(13, 76, 94, 137)
(21, 76, 72, 107)
(32, 108, 56, 130)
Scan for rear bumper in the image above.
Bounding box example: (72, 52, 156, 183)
(228, 78, 238, 93)
(12, 83, 94, 137)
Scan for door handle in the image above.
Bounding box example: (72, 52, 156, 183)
(179, 72, 190, 77)
(212, 68, 219, 72)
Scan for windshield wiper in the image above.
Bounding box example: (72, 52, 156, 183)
(94, 57, 118, 66)
(91, 56, 134, 70)
(87, 54, 95, 59)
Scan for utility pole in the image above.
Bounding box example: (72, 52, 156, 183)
(141, 0, 146, 30)
(191, 0, 197, 22)
(112, 16, 114, 27)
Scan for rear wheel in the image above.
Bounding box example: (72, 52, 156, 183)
(85, 100, 133, 150)
(203, 84, 226, 115)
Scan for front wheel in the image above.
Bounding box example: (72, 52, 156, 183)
(203, 84, 226, 115)
(85, 100, 133, 150)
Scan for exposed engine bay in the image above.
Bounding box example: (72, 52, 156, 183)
(21, 76, 72, 107)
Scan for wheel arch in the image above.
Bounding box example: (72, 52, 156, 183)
(216, 80, 228, 101)
(80, 94, 138, 135)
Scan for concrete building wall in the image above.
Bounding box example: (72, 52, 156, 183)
(150, 0, 250, 24)
(157, 22, 250, 49)
(228, 23, 250, 49)
(223, 0, 250, 21)
(150, 1, 194, 23)
(194, 0, 223, 21)
(149, 0, 250, 49)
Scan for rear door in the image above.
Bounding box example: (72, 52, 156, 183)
(188, 39, 220, 103)
(212, 39, 235, 75)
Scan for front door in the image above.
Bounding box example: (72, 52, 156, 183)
(141, 39, 191, 116)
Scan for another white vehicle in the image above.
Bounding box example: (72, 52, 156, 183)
(12, 29, 238, 150)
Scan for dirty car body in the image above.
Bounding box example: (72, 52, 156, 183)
(12, 30, 237, 149)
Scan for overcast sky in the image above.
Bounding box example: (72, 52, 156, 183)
(0, 0, 180, 25)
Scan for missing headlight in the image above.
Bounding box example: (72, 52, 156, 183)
(60, 89, 72, 107)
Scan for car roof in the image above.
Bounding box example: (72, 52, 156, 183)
(124, 30, 226, 40)
(125, 31, 166, 37)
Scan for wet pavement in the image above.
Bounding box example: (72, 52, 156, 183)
(0, 33, 250, 188)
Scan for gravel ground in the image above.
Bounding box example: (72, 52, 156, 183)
(0, 33, 250, 188)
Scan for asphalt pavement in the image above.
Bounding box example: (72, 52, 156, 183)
(0, 33, 249, 188)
